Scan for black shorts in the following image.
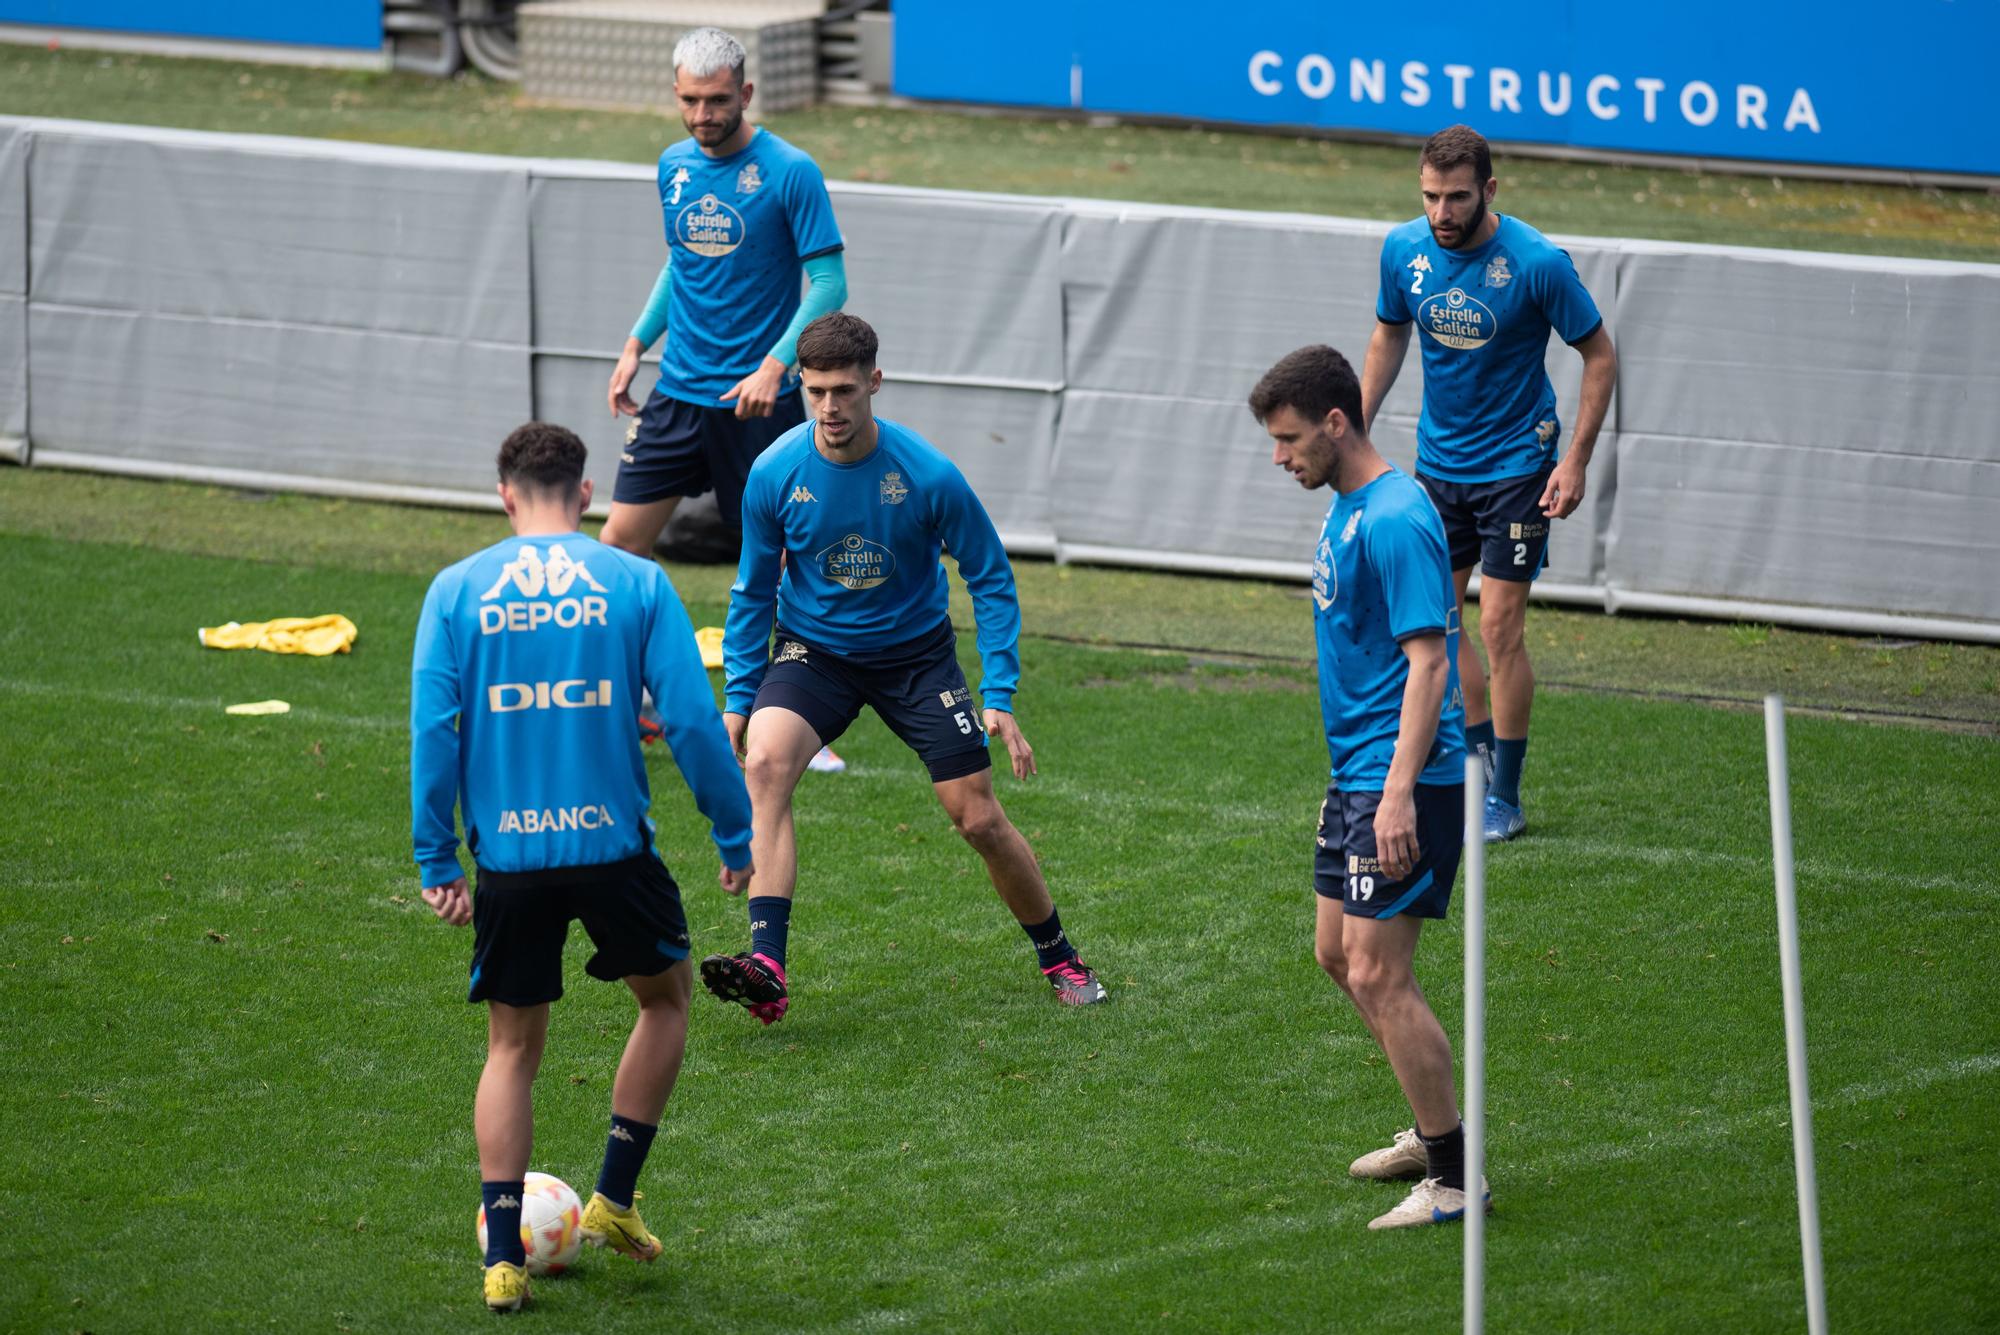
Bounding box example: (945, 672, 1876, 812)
(1417, 466, 1554, 583)
(1312, 782, 1465, 919)
(467, 852, 690, 1007)
(751, 617, 992, 783)
(615, 385, 807, 527)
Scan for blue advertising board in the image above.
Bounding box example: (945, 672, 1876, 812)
(0, 2, 380, 50)
(894, 1, 1998, 178)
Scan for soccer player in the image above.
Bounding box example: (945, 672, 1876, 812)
(411, 423, 754, 1311)
(1251, 344, 1486, 1231)
(706, 312, 1106, 1023)
(1360, 124, 1616, 843)
(604, 24, 849, 767)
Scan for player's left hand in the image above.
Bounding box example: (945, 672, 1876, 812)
(719, 356, 788, 420)
(1540, 454, 1587, 519)
(984, 709, 1037, 780)
(421, 876, 472, 927)
(1373, 789, 1420, 881)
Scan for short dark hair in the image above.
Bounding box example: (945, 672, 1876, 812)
(497, 421, 587, 495)
(797, 312, 878, 372)
(1248, 345, 1364, 431)
(1421, 124, 1492, 183)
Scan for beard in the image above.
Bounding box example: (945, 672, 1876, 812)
(1430, 193, 1489, 250)
(686, 106, 744, 148)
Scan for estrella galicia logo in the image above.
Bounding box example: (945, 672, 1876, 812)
(677, 193, 746, 257)
(817, 533, 896, 589)
(1418, 287, 1496, 350)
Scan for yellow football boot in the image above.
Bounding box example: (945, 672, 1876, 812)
(579, 1190, 663, 1262)
(483, 1260, 529, 1313)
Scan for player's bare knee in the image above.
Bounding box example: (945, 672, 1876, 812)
(1314, 941, 1349, 986)
(743, 746, 803, 799)
(949, 802, 1010, 851)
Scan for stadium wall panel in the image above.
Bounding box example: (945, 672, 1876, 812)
(529, 352, 658, 512)
(0, 294, 24, 456)
(26, 124, 529, 345)
(1612, 243, 2000, 464)
(0, 121, 23, 298)
(1606, 434, 2000, 626)
(26, 305, 531, 489)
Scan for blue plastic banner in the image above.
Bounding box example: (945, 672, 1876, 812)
(894, 0, 1997, 178)
(0, 2, 379, 50)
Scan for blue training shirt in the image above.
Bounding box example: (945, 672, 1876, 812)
(411, 532, 752, 886)
(1376, 214, 1602, 484)
(655, 128, 844, 406)
(723, 417, 1021, 716)
(1313, 468, 1468, 792)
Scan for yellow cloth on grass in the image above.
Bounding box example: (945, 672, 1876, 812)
(695, 625, 724, 670)
(198, 615, 358, 656)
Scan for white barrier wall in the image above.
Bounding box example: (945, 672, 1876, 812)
(1, 117, 1995, 640)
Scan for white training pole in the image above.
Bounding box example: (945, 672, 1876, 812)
(1765, 695, 1828, 1335)
(1463, 754, 1486, 1335)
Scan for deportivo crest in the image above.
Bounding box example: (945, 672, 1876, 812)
(737, 162, 763, 194)
(667, 165, 690, 206)
(774, 640, 808, 665)
(879, 471, 910, 505)
(1485, 255, 1513, 288)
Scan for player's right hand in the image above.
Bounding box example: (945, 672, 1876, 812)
(421, 876, 472, 927)
(608, 346, 643, 417)
(719, 862, 755, 897)
(723, 711, 749, 764)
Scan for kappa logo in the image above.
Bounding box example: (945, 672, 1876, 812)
(1408, 255, 1433, 275)
(1535, 419, 1558, 444)
(667, 165, 690, 206)
(482, 544, 607, 601)
(879, 471, 910, 505)
(789, 485, 819, 504)
(493, 1195, 521, 1210)
(626, 418, 640, 445)
(737, 162, 763, 194)
(609, 1125, 637, 1143)
(774, 640, 808, 665)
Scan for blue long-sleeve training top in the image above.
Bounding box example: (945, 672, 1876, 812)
(723, 417, 1021, 715)
(411, 532, 752, 887)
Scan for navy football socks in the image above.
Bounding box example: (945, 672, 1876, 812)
(595, 1114, 658, 1210)
(1492, 736, 1528, 808)
(1465, 719, 1496, 776)
(482, 1180, 527, 1267)
(748, 895, 792, 968)
(1022, 908, 1075, 970)
(1417, 1123, 1467, 1193)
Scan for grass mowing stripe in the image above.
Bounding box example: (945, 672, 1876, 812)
(0, 674, 407, 732)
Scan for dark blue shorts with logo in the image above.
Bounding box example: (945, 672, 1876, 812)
(615, 385, 807, 528)
(1417, 464, 1555, 582)
(751, 616, 992, 783)
(468, 851, 690, 1006)
(1312, 782, 1466, 919)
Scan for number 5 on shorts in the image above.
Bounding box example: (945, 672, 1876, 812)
(953, 711, 973, 735)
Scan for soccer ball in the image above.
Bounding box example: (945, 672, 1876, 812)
(477, 1171, 584, 1276)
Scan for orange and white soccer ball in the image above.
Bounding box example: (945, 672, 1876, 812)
(477, 1171, 584, 1276)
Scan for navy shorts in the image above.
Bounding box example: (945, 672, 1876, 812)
(751, 617, 992, 783)
(1417, 465, 1554, 583)
(468, 852, 690, 1007)
(615, 385, 807, 527)
(1312, 782, 1465, 919)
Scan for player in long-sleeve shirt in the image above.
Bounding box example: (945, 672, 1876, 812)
(409, 423, 752, 1312)
(701, 313, 1107, 1023)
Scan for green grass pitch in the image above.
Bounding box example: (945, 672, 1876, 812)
(0, 484, 1995, 1332)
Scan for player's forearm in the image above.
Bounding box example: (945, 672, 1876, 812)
(1568, 329, 1618, 458)
(628, 259, 673, 351)
(1385, 642, 1447, 796)
(721, 548, 783, 713)
(409, 734, 463, 882)
(645, 601, 755, 862)
(767, 251, 848, 369)
(1360, 323, 1411, 432)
